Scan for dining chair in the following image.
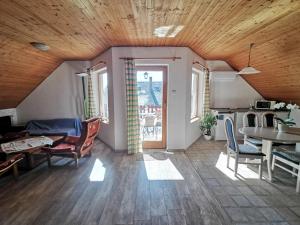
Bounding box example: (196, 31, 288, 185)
(262, 112, 295, 147)
(261, 112, 277, 128)
(224, 117, 265, 179)
(243, 112, 262, 150)
(272, 148, 300, 193)
(142, 115, 157, 137)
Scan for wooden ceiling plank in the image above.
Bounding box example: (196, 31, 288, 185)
(0, 0, 300, 108)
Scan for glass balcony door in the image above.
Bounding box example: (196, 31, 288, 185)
(136, 66, 167, 149)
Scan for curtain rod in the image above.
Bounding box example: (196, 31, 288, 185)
(119, 57, 181, 61)
(193, 61, 209, 71)
(90, 60, 106, 70)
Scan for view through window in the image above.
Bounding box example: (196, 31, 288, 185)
(97, 68, 109, 123)
(191, 68, 205, 120)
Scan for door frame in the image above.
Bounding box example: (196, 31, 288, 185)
(136, 66, 167, 149)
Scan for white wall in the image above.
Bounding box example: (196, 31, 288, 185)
(207, 60, 263, 109)
(0, 108, 18, 125)
(291, 109, 300, 127)
(17, 61, 89, 124)
(111, 47, 193, 150)
(91, 49, 115, 149)
(14, 48, 265, 151)
(184, 48, 206, 149)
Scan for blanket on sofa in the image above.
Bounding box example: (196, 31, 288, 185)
(26, 118, 82, 136)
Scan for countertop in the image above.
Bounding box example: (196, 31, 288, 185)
(210, 108, 289, 113)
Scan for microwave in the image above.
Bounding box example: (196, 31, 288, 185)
(255, 100, 276, 110)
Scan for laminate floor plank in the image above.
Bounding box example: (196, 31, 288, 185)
(150, 181, 167, 217)
(134, 161, 151, 221)
(1, 139, 298, 225)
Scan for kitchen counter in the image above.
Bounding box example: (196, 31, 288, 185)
(210, 108, 289, 113)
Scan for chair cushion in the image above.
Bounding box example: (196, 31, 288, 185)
(43, 143, 76, 153)
(273, 150, 300, 164)
(246, 137, 262, 146)
(238, 144, 265, 156)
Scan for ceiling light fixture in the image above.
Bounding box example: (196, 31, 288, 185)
(153, 25, 184, 38)
(237, 43, 260, 75)
(30, 42, 50, 51)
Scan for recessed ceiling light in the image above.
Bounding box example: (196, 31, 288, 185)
(30, 42, 50, 51)
(153, 25, 184, 38)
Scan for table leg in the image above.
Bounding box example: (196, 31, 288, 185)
(262, 139, 273, 181)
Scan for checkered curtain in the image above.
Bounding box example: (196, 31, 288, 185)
(87, 69, 97, 118)
(125, 59, 142, 154)
(202, 68, 211, 115)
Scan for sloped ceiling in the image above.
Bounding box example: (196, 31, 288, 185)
(0, 0, 299, 109)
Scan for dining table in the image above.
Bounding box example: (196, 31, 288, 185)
(239, 127, 300, 181)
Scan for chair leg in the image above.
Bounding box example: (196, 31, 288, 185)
(74, 154, 78, 168)
(47, 153, 52, 168)
(259, 158, 263, 180)
(292, 168, 297, 178)
(271, 155, 275, 171)
(296, 167, 300, 193)
(234, 155, 238, 177)
(12, 164, 19, 179)
(227, 149, 230, 169)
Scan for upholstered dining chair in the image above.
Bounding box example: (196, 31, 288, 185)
(272, 148, 300, 193)
(243, 112, 262, 150)
(261, 112, 277, 128)
(225, 117, 265, 179)
(42, 117, 100, 168)
(0, 153, 24, 178)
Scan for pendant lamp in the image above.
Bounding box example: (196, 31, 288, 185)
(237, 43, 261, 75)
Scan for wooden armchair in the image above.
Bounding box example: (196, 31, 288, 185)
(0, 153, 24, 178)
(42, 117, 100, 168)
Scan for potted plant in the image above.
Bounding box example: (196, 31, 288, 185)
(274, 103, 299, 132)
(200, 113, 217, 140)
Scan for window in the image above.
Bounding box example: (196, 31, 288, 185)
(191, 68, 205, 120)
(97, 68, 109, 123)
(191, 70, 199, 119)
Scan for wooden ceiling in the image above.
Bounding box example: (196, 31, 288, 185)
(0, 0, 299, 109)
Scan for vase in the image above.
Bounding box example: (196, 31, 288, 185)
(204, 134, 212, 141)
(278, 123, 288, 132)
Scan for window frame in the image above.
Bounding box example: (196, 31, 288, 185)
(190, 67, 205, 122)
(96, 67, 109, 124)
(191, 69, 200, 120)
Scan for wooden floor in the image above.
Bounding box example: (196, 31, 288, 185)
(0, 139, 300, 225)
(187, 139, 300, 225)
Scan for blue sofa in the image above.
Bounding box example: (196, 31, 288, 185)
(26, 118, 82, 136)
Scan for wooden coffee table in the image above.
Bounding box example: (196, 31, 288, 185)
(0, 136, 64, 169)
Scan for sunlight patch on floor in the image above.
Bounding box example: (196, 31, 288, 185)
(144, 157, 184, 180)
(215, 152, 261, 180)
(89, 159, 106, 182)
